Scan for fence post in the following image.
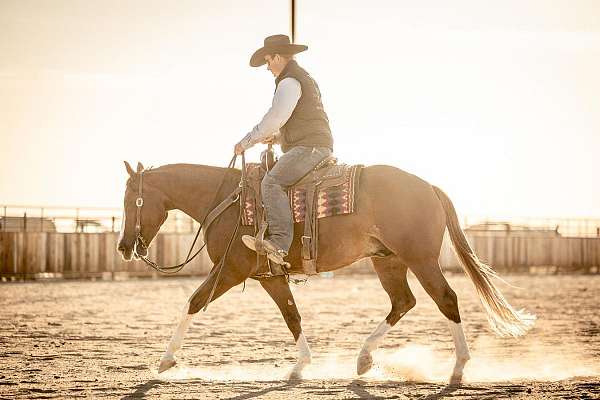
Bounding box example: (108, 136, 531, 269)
(23, 212, 27, 232)
(22, 230, 28, 279)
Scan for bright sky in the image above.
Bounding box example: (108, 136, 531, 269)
(1, 0, 599, 219)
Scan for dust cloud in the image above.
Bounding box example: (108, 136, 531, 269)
(159, 342, 598, 383)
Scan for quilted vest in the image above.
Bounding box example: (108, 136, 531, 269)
(275, 60, 334, 153)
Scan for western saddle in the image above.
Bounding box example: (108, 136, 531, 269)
(244, 148, 357, 278)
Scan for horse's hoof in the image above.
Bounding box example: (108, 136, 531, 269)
(449, 373, 463, 386)
(158, 357, 177, 374)
(287, 364, 305, 381)
(288, 370, 303, 381)
(356, 350, 373, 375)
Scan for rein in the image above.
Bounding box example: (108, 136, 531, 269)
(133, 155, 242, 276)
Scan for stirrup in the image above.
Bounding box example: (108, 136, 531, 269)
(241, 235, 290, 268)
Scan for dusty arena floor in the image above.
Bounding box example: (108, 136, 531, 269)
(1, 273, 599, 399)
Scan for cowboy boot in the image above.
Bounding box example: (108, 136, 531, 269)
(241, 235, 290, 268)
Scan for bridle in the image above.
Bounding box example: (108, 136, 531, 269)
(131, 166, 203, 273)
(133, 169, 150, 254)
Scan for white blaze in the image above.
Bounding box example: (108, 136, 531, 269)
(118, 210, 126, 244)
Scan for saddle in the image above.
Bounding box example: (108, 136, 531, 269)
(242, 150, 362, 277)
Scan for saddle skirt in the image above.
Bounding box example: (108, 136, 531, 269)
(241, 160, 362, 227)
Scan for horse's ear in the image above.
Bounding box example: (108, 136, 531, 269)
(124, 161, 135, 177)
(136, 162, 144, 173)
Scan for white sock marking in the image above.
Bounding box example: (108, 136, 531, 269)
(448, 321, 470, 361)
(362, 320, 392, 353)
(448, 320, 471, 381)
(296, 332, 312, 364)
(164, 301, 193, 359)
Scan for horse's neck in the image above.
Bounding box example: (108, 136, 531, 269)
(148, 164, 239, 222)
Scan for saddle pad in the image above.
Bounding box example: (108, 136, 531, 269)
(241, 164, 362, 226)
(290, 165, 361, 223)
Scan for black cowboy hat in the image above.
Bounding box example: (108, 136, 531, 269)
(249, 34, 308, 67)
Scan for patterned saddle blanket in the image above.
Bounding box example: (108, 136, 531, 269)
(241, 162, 362, 227)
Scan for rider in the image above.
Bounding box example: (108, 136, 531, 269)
(234, 34, 334, 265)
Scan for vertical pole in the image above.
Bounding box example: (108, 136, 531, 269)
(2, 206, 6, 232)
(22, 212, 28, 279)
(41, 208, 44, 232)
(290, 0, 296, 42)
(112, 216, 115, 233)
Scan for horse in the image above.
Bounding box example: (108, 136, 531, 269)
(117, 160, 535, 384)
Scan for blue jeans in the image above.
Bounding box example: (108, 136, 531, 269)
(261, 146, 332, 252)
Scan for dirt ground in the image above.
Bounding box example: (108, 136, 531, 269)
(1, 272, 599, 399)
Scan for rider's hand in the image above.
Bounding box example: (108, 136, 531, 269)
(261, 136, 275, 145)
(234, 142, 245, 156)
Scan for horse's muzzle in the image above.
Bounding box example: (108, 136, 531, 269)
(117, 241, 134, 261)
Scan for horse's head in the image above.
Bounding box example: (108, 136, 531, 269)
(117, 161, 170, 261)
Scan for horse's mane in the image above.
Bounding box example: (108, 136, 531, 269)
(126, 162, 241, 191)
(148, 163, 233, 174)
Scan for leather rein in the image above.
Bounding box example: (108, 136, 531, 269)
(132, 155, 245, 281)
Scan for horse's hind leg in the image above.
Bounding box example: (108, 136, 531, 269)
(259, 275, 310, 380)
(409, 259, 470, 384)
(357, 256, 416, 375)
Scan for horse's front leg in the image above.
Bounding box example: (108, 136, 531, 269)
(158, 270, 243, 373)
(158, 300, 193, 373)
(259, 275, 311, 380)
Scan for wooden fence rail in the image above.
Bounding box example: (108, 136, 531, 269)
(0, 232, 213, 279)
(1, 232, 599, 279)
(438, 233, 600, 273)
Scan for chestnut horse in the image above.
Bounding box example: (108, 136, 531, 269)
(117, 160, 534, 383)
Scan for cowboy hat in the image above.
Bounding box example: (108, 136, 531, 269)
(249, 34, 308, 67)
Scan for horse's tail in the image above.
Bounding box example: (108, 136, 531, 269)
(432, 185, 536, 337)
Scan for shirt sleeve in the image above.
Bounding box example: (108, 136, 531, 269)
(239, 78, 302, 150)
